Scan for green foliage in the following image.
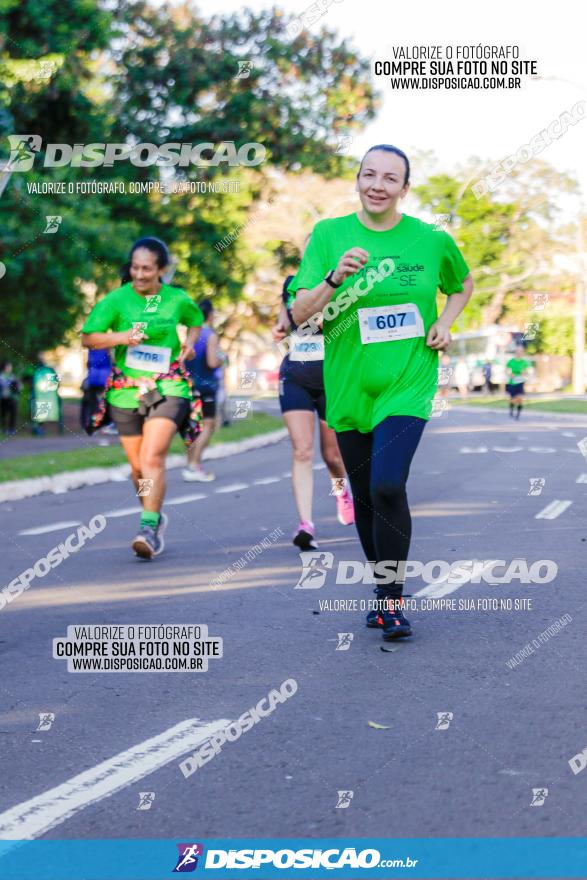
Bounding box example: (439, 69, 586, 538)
(0, 1, 377, 365)
(528, 315, 575, 357)
(110, 3, 378, 175)
(413, 163, 580, 333)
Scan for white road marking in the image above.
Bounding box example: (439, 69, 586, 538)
(281, 471, 292, 478)
(253, 477, 281, 485)
(535, 500, 572, 520)
(18, 506, 146, 534)
(312, 463, 327, 470)
(104, 506, 142, 519)
(214, 483, 249, 493)
(413, 560, 499, 599)
(576, 474, 587, 484)
(166, 493, 207, 506)
(562, 431, 576, 438)
(458, 445, 575, 456)
(0, 717, 230, 840)
(18, 520, 81, 536)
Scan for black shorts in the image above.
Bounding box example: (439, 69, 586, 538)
(110, 397, 190, 437)
(507, 382, 525, 397)
(199, 391, 217, 420)
(279, 374, 326, 420)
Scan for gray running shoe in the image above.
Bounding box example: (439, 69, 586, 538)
(132, 512, 168, 558)
(132, 525, 158, 559)
(155, 512, 168, 555)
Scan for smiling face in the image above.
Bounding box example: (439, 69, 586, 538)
(129, 247, 166, 294)
(356, 149, 410, 215)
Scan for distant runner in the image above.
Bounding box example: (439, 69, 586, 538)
(183, 298, 225, 482)
(82, 236, 204, 559)
(506, 344, 532, 419)
(290, 144, 473, 640)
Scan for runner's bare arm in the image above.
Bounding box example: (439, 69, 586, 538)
(205, 330, 224, 369)
(82, 330, 144, 349)
(426, 274, 473, 351)
(291, 248, 369, 325)
(179, 325, 201, 362)
(272, 304, 290, 342)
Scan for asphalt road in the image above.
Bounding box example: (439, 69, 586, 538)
(1, 406, 586, 848)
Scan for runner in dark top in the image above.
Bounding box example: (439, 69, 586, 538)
(274, 248, 354, 550)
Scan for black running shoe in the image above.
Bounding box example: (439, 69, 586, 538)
(293, 520, 318, 551)
(366, 610, 383, 628)
(381, 608, 412, 640)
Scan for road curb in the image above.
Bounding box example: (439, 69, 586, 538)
(0, 428, 288, 504)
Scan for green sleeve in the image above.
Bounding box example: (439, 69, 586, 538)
(287, 222, 330, 294)
(179, 293, 204, 327)
(81, 293, 117, 333)
(439, 231, 470, 295)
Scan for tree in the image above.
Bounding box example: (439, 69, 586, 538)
(0, 0, 123, 367)
(0, 1, 378, 364)
(109, 2, 377, 175)
(413, 160, 579, 335)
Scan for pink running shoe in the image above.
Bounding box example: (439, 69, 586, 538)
(336, 489, 355, 526)
(293, 520, 318, 550)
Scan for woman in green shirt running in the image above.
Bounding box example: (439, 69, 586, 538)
(290, 145, 473, 641)
(82, 237, 204, 559)
(506, 344, 532, 419)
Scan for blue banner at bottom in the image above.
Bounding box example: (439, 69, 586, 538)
(0, 838, 586, 879)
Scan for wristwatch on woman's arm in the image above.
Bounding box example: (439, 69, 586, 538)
(324, 270, 342, 289)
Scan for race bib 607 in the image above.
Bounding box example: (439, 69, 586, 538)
(358, 303, 424, 344)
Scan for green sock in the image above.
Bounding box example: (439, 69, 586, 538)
(140, 511, 160, 529)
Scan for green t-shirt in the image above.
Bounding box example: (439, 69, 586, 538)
(506, 357, 531, 384)
(81, 282, 204, 408)
(288, 213, 470, 432)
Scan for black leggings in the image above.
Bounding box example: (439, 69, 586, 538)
(336, 416, 426, 601)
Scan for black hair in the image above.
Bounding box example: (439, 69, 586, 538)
(120, 237, 170, 283)
(199, 298, 214, 320)
(358, 144, 410, 185)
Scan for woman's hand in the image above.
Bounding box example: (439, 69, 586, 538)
(272, 321, 288, 343)
(178, 343, 195, 363)
(332, 248, 370, 285)
(426, 320, 452, 351)
(119, 327, 147, 347)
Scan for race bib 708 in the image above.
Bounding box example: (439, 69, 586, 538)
(124, 344, 171, 373)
